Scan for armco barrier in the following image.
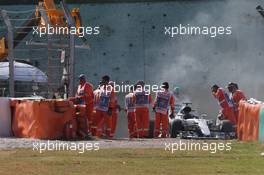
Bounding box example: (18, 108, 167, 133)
(11, 99, 75, 139)
(0, 97, 12, 137)
(259, 107, 264, 142)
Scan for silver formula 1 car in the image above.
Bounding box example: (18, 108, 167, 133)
(169, 103, 236, 139)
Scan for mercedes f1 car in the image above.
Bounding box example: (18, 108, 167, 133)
(169, 103, 236, 139)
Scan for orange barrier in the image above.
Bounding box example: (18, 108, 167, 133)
(237, 101, 262, 141)
(11, 100, 75, 140)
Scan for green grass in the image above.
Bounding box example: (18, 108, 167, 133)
(0, 141, 264, 175)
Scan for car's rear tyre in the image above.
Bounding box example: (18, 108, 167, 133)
(171, 119, 184, 138)
(195, 127, 204, 137)
(220, 120, 234, 133)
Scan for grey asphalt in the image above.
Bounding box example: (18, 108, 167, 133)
(0, 137, 182, 150)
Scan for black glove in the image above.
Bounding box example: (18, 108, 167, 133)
(169, 113, 175, 119)
(152, 107, 156, 112)
(107, 108, 113, 116)
(76, 97, 81, 104)
(218, 114, 224, 120)
(117, 105, 121, 112)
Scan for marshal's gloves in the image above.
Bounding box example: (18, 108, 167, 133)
(169, 113, 175, 119)
(107, 108, 113, 116)
(217, 113, 224, 120)
(117, 105, 122, 112)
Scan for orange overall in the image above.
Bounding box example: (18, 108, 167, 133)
(95, 85, 115, 138)
(213, 88, 236, 125)
(125, 92, 137, 138)
(153, 90, 174, 138)
(91, 88, 100, 136)
(134, 90, 152, 138)
(111, 95, 119, 136)
(76, 82, 94, 132)
(231, 89, 246, 123)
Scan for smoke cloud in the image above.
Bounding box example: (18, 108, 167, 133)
(154, 0, 264, 118)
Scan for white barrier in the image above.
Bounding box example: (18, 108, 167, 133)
(0, 98, 12, 137)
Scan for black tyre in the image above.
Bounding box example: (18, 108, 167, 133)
(195, 127, 204, 137)
(220, 120, 234, 133)
(170, 119, 184, 138)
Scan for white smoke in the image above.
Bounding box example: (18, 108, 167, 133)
(155, 0, 264, 118)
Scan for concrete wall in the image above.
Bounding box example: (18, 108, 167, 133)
(76, 0, 264, 118)
(1, 0, 264, 137)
